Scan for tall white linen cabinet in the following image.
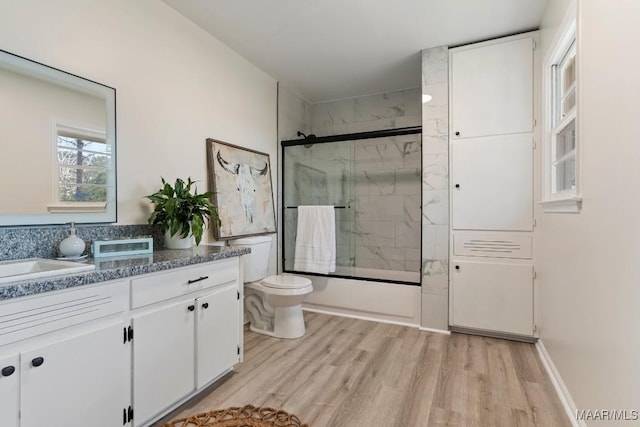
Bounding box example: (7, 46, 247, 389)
(448, 32, 538, 339)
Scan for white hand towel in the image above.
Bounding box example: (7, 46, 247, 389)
(294, 206, 336, 274)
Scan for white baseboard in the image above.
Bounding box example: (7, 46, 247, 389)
(536, 340, 584, 427)
(302, 306, 418, 328)
(419, 326, 451, 335)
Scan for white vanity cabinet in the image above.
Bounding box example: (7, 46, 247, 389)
(130, 257, 241, 427)
(0, 253, 244, 427)
(19, 320, 127, 427)
(132, 298, 196, 425)
(195, 285, 240, 389)
(0, 354, 19, 427)
(0, 280, 130, 427)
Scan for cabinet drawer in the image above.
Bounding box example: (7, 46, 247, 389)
(131, 258, 238, 309)
(0, 280, 128, 346)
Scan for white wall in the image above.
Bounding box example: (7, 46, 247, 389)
(538, 0, 640, 423)
(0, 0, 278, 272)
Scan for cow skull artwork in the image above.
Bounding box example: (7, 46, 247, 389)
(216, 150, 269, 224)
(206, 138, 277, 240)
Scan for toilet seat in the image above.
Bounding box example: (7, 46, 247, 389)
(262, 275, 311, 289)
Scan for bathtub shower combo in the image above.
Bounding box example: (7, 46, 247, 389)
(282, 127, 422, 285)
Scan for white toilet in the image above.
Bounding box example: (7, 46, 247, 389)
(229, 235, 313, 339)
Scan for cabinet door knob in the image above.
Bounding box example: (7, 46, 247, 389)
(1, 366, 15, 377)
(455, 184, 460, 189)
(202, 302, 209, 309)
(31, 357, 44, 367)
(455, 131, 460, 136)
(455, 265, 460, 271)
(187, 305, 195, 312)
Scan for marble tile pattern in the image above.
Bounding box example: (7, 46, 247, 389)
(0, 245, 249, 301)
(278, 84, 313, 141)
(421, 46, 450, 330)
(0, 224, 165, 261)
(311, 88, 421, 136)
(277, 84, 313, 273)
(284, 88, 422, 276)
(282, 140, 355, 270)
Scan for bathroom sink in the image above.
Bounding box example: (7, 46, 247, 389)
(0, 258, 95, 284)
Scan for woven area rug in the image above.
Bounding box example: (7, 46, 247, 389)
(160, 404, 309, 427)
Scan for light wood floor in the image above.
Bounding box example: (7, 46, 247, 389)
(155, 312, 571, 427)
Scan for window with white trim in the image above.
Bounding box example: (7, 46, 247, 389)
(48, 124, 110, 212)
(542, 18, 580, 212)
(551, 40, 576, 194)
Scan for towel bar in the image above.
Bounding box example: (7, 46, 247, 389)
(285, 206, 347, 209)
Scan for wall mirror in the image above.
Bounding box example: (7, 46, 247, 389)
(0, 49, 116, 226)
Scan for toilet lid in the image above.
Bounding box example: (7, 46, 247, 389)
(262, 275, 311, 289)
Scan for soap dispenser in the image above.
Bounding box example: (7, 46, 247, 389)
(59, 222, 86, 258)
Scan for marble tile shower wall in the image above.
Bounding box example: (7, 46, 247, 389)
(278, 84, 313, 141)
(311, 88, 421, 136)
(310, 88, 422, 273)
(0, 224, 164, 261)
(282, 141, 353, 270)
(278, 84, 313, 272)
(353, 134, 421, 271)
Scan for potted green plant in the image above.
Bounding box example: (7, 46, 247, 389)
(146, 177, 221, 249)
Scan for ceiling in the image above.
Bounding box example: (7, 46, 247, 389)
(163, 0, 548, 103)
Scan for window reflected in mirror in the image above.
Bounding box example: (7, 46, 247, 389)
(0, 49, 116, 225)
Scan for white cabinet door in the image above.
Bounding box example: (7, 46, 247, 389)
(451, 261, 533, 336)
(0, 354, 19, 427)
(196, 285, 239, 388)
(20, 320, 126, 427)
(451, 134, 533, 231)
(132, 299, 195, 426)
(450, 36, 533, 139)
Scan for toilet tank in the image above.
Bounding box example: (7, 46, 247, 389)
(228, 235, 273, 282)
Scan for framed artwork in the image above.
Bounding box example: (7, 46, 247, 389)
(206, 138, 277, 240)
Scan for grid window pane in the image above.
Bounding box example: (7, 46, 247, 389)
(554, 157, 575, 192)
(56, 134, 109, 203)
(555, 120, 576, 159)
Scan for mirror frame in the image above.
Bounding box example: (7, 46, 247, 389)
(0, 49, 117, 226)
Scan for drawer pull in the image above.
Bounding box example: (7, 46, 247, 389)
(187, 276, 209, 284)
(1, 366, 15, 377)
(32, 357, 44, 367)
(202, 302, 209, 309)
(187, 305, 195, 312)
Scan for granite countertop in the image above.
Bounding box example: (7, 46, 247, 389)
(0, 245, 250, 301)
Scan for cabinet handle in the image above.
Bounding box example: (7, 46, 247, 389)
(1, 366, 15, 377)
(455, 265, 460, 271)
(455, 184, 460, 189)
(187, 276, 209, 284)
(31, 357, 44, 367)
(455, 131, 460, 136)
(202, 302, 209, 309)
(187, 305, 195, 312)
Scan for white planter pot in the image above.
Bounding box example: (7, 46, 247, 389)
(164, 230, 193, 249)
